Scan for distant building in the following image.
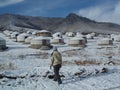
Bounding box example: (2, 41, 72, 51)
(97, 38, 113, 45)
(51, 37, 65, 45)
(17, 33, 30, 42)
(30, 36, 52, 50)
(10, 31, 20, 39)
(36, 30, 52, 37)
(24, 36, 34, 44)
(68, 37, 86, 47)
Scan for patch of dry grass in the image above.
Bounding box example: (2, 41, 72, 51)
(74, 60, 101, 66)
(64, 51, 78, 57)
(62, 60, 101, 66)
(62, 61, 74, 65)
(0, 62, 15, 70)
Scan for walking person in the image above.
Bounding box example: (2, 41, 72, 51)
(50, 47, 62, 84)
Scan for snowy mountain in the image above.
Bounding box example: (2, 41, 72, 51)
(0, 13, 120, 34)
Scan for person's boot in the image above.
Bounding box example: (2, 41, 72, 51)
(53, 78, 57, 82)
(58, 80, 62, 84)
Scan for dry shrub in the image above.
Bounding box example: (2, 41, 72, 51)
(104, 52, 115, 56)
(62, 61, 74, 65)
(0, 63, 15, 70)
(38, 52, 49, 59)
(63, 50, 78, 57)
(74, 60, 101, 66)
(62, 60, 101, 66)
(8, 62, 15, 70)
(18, 55, 26, 60)
(0, 64, 4, 70)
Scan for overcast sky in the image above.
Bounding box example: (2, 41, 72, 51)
(0, 0, 120, 24)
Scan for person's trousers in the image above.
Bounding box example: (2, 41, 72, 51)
(53, 64, 62, 84)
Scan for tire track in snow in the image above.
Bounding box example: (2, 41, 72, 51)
(77, 81, 94, 90)
(40, 83, 46, 90)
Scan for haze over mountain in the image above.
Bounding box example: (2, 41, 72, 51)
(0, 13, 120, 34)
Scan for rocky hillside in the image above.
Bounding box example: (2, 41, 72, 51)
(0, 13, 120, 34)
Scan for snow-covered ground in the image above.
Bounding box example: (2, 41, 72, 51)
(0, 32, 120, 90)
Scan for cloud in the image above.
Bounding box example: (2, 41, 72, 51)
(77, 1, 120, 25)
(0, 0, 24, 7)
